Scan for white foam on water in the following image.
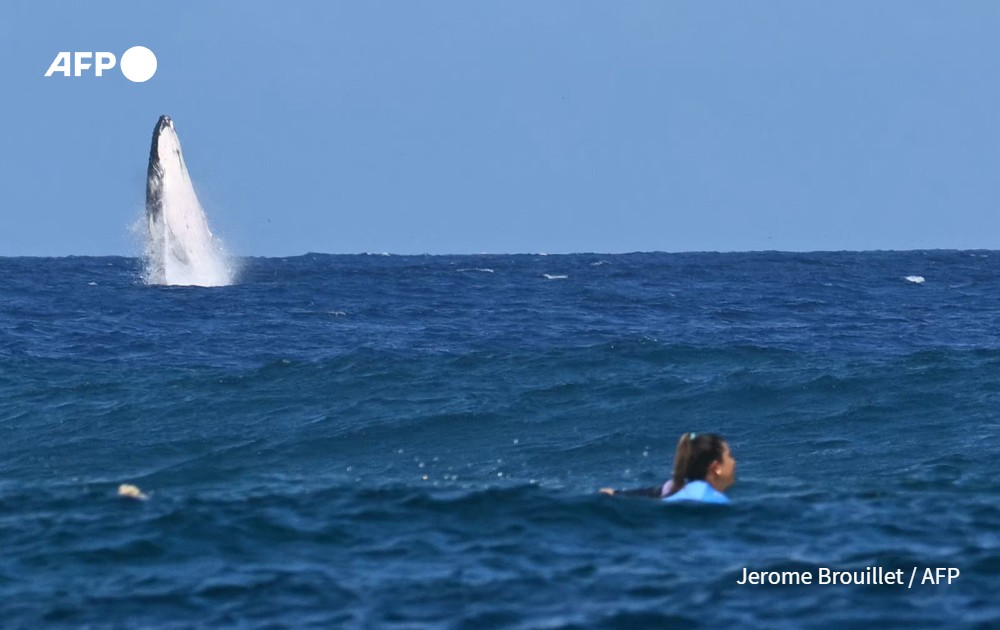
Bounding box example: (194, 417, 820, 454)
(543, 274, 568, 280)
(145, 123, 233, 287)
(904, 275, 926, 284)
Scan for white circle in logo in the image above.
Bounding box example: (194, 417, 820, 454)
(120, 46, 157, 83)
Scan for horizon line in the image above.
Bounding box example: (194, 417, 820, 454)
(1, 247, 996, 259)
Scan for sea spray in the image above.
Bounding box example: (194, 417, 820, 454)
(144, 115, 234, 287)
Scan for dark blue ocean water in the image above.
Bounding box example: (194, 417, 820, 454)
(2, 252, 999, 628)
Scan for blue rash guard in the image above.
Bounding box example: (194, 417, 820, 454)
(661, 480, 730, 505)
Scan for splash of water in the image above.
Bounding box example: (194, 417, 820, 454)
(144, 116, 234, 287)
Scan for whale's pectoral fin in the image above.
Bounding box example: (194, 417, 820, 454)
(166, 227, 191, 265)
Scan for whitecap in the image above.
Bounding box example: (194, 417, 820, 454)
(543, 274, 568, 280)
(904, 276, 925, 284)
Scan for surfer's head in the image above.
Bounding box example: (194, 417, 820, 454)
(668, 432, 735, 495)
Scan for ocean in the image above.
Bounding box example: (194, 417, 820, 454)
(2, 251, 998, 628)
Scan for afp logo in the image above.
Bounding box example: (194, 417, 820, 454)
(44, 46, 157, 83)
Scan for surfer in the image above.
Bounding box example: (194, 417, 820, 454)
(600, 432, 736, 504)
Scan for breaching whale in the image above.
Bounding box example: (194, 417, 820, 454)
(145, 115, 232, 286)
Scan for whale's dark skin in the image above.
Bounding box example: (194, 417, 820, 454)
(145, 114, 172, 228)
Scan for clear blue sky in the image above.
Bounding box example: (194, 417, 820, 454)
(2, 2, 999, 256)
